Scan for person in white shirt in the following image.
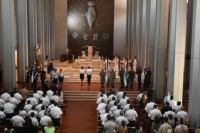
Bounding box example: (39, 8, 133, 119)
(0, 98, 5, 108)
(47, 89, 54, 98)
(4, 101, 15, 118)
(38, 106, 46, 119)
(173, 101, 182, 114)
(114, 105, 121, 119)
(53, 69, 59, 85)
(96, 93, 107, 105)
(9, 93, 19, 108)
(169, 96, 177, 108)
(109, 97, 116, 108)
(1, 91, 11, 102)
(57, 87, 63, 103)
(0, 107, 6, 126)
(145, 99, 156, 114)
(123, 100, 131, 114)
(119, 95, 128, 109)
(137, 91, 143, 103)
(125, 105, 138, 127)
(40, 112, 52, 126)
(148, 104, 162, 121)
(176, 110, 187, 122)
(108, 93, 116, 102)
(59, 69, 64, 87)
(11, 110, 25, 132)
(97, 99, 107, 114)
(79, 67, 85, 86)
(133, 56, 137, 72)
(30, 112, 39, 126)
(36, 100, 43, 112)
(25, 97, 38, 105)
(86, 66, 92, 86)
(37, 88, 43, 98)
(111, 102, 118, 114)
(101, 109, 110, 125)
(117, 88, 123, 101)
(116, 111, 129, 127)
(24, 100, 32, 112)
(14, 93, 23, 103)
(50, 95, 60, 103)
(40, 94, 50, 107)
(48, 100, 55, 112)
(28, 105, 38, 118)
(19, 107, 27, 119)
(174, 118, 188, 133)
(50, 102, 63, 126)
(33, 93, 40, 102)
(163, 107, 175, 119)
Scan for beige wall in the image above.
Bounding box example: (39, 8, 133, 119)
(113, 0, 127, 57)
(55, 0, 68, 59)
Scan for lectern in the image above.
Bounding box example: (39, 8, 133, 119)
(88, 46, 93, 57)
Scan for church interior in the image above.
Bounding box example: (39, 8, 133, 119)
(0, 0, 200, 132)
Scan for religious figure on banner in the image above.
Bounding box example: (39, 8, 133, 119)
(93, 33, 98, 41)
(84, 1, 96, 31)
(102, 33, 110, 40)
(72, 32, 79, 39)
(113, 54, 119, 72)
(83, 34, 89, 41)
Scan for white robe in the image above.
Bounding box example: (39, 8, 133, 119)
(114, 57, 119, 72)
(104, 59, 110, 71)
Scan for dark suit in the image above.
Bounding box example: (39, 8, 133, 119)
(50, 85, 57, 95)
(33, 72, 38, 93)
(137, 70, 142, 88)
(147, 70, 151, 87)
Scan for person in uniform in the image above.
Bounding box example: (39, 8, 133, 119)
(40, 68, 46, 87)
(118, 68, 124, 88)
(147, 67, 151, 88)
(86, 66, 92, 86)
(59, 69, 64, 87)
(110, 69, 116, 88)
(80, 67, 85, 86)
(113, 54, 119, 73)
(0, 65, 3, 89)
(137, 67, 142, 88)
(53, 69, 59, 85)
(33, 69, 38, 93)
(26, 66, 30, 85)
(128, 68, 135, 89)
(99, 69, 105, 88)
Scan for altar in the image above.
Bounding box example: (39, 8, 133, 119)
(74, 58, 102, 68)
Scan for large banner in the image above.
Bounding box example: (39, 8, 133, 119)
(67, 0, 114, 59)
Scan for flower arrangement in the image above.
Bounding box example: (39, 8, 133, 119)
(85, 58, 92, 61)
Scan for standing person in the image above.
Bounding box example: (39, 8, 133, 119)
(86, 66, 92, 86)
(26, 66, 30, 85)
(143, 68, 148, 90)
(19, 85, 29, 103)
(104, 57, 110, 71)
(59, 69, 64, 87)
(122, 57, 127, 70)
(118, 68, 124, 88)
(44, 121, 55, 133)
(128, 68, 135, 89)
(147, 67, 151, 88)
(133, 57, 137, 72)
(104, 115, 117, 133)
(53, 69, 59, 85)
(137, 67, 142, 88)
(79, 67, 85, 86)
(110, 69, 116, 88)
(99, 69, 105, 88)
(0, 65, 2, 89)
(113, 54, 119, 73)
(40, 68, 46, 87)
(33, 69, 38, 93)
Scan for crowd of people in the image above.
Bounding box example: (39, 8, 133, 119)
(96, 88, 200, 133)
(0, 82, 64, 133)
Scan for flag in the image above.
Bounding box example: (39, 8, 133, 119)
(105, 71, 109, 84)
(124, 69, 127, 87)
(31, 65, 35, 83)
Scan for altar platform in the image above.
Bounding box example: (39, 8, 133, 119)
(46, 60, 120, 83)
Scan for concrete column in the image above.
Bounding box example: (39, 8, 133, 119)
(145, 0, 156, 73)
(50, 0, 55, 60)
(44, 0, 51, 61)
(167, 0, 187, 102)
(16, 0, 29, 82)
(153, 0, 169, 99)
(0, 0, 16, 91)
(139, 0, 147, 68)
(37, 0, 45, 64)
(188, 0, 200, 128)
(28, 0, 37, 66)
